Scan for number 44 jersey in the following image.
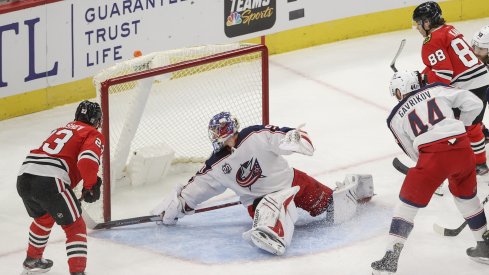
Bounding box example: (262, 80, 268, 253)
(387, 83, 483, 162)
(421, 24, 489, 90)
(18, 121, 105, 189)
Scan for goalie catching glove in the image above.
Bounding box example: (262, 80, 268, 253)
(279, 127, 314, 156)
(150, 184, 194, 225)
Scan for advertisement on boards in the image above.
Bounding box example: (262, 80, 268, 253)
(0, 0, 435, 99)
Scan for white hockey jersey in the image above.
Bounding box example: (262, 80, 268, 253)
(387, 83, 483, 162)
(180, 125, 299, 208)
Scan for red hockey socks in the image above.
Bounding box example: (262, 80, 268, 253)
(466, 123, 487, 164)
(62, 218, 87, 273)
(27, 214, 55, 259)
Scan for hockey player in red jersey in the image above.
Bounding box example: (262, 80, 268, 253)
(412, 1, 489, 175)
(371, 71, 489, 274)
(17, 101, 105, 275)
(151, 112, 374, 256)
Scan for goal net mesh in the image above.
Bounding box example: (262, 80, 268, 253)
(91, 43, 268, 222)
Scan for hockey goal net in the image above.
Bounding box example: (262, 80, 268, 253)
(93, 43, 269, 222)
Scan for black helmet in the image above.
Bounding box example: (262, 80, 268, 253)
(412, 1, 443, 26)
(75, 100, 102, 128)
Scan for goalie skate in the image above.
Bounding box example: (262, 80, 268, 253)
(250, 227, 286, 256)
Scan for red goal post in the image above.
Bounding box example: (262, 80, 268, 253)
(95, 43, 269, 222)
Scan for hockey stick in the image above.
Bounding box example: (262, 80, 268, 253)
(392, 157, 409, 175)
(433, 194, 489, 237)
(83, 200, 242, 230)
(390, 39, 406, 73)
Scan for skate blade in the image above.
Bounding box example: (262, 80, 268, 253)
(372, 270, 395, 275)
(21, 268, 51, 275)
(469, 256, 489, 265)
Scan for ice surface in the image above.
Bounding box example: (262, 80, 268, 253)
(1, 18, 489, 275)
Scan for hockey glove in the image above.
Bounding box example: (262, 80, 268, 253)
(150, 184, 187, 225)
(279, 129, 314, 156)
(82, 177, 102, 203)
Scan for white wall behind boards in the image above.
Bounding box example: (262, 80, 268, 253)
(0, 0, 437, 98)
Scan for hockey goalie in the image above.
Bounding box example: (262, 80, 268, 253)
(151, 112, 374, 255)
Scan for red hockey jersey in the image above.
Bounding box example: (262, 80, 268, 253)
(421, 25, 489, 90)
(18, 121, 105, 189)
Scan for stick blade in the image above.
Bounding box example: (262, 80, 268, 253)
(392, 157, 409, 175)
(433, 221, 467, 237)
(433, 223, 446, 236)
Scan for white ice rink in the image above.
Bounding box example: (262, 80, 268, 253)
(2, 18, 489, 275)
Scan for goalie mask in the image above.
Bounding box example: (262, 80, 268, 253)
(75, 100, 102, 128)
(472, 25, 489, 64)
(389, 70, 423, 100)
(208, 112, 239, 153)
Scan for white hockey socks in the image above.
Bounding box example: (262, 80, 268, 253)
(386, 201, 418, 249)
(454, 196, 488, 242)
(243, 186, 300, 255)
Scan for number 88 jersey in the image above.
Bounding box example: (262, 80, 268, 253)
(421, 25, 489, 90)
(19, 121, 105, 189)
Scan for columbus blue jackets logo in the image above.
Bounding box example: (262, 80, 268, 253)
(236, 158, 266, 187)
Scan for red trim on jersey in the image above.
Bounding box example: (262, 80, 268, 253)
(0, 0, 63, 14)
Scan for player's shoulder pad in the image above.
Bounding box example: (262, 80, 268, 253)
(202, 147, 232, 174)
(237, 125, 293, 144)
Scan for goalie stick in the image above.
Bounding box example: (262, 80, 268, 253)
(433, 194, 489, 237)
(82, 200, 242, 230)
(390, 39, 406, 73)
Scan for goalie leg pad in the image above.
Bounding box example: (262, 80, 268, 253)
(243, 186, 299, 255)
(331, 174, 374, 224)
(332, 186, 358, 224)
(340, 174, 374, 203)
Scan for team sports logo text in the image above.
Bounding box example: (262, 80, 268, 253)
(224, 0, 276, 38)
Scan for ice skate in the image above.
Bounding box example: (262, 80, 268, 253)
(467, 231, 489, 264)
(22, 256, 53, 274)
(371, 243, 403, 274)
(476, 163, 489, 176)
(70, 272, 86, 275)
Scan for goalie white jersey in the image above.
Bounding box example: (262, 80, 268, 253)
(387, 83, 483, 162)
(180, 125, 300, 208)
